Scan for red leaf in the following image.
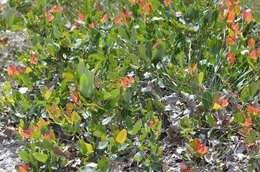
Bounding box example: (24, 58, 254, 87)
(77, 13, 85, 21)
(243, 118, 252, 127)
(0, 38, 8, 46)
(50, 5, 63, 13)
(121, 76, 134, 88)
(242, 9, 253, 22)
(101, 13, 109, 23)
(227, 52, 235, 63)
(45, 14, 54, 22)
(114, 17, 123, 25)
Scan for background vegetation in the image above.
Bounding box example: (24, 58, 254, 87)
(0, 0, 259, 171)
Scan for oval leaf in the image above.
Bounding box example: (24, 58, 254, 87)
(32, 152, 48, 162)
(116, 129, 127, 144)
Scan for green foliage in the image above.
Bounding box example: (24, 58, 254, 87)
(0, 0, 259, 171)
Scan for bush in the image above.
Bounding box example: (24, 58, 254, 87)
(0, 0, 259, 171)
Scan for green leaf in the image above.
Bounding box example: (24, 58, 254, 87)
(79, 72, 95, 99)
(19, 150, 30, 161)
(198, 72, 204, 85)
(33, 152, 48, 162)
(130, 119, 142, 135)
(202, 91, 213, 109)
(79, 140, 94, 155)
(80, 167, 98, 172)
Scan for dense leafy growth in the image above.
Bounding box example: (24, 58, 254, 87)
(0, 0, 259, 171)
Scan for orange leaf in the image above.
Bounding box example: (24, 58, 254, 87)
(30, 53, 37, 65)
(226, 36, 236, 45)
(216, 96, 229, 107)
(247, 39, 255, 48)
(243, 118, 252, 127)
(226, 10, 235, 23)
(88, 22, 96, 29)
(50, 5, 63, 13)
(152, 40, 162, 49)
(248, 49, 260, 60)
(121, 76, 134, 88)
(247, 105, 260, 115)
(164, 0, 172, 6)
(70, 87, 80, 103)
(18, 164, 29, 172)
(194, 138, 208, 155)
(148, 120, 157, 126)
(226, 0, 234, 6)
(189, 64, 198, 73)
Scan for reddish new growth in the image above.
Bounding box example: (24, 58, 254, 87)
(77, 13, 85, 21)
(152, 40, 162, 49)
(30, 53, 37, 65)
(50, 5, 63, 13)
(248, 49, 260, 60)
(216, 96, 229, 107)
(247, 105, 260, 115)
(227, 52, 235, 63)
(121, 76, 134, 88)
(242, 9, 253, 22)
(114, 17, 123, 25)
(247, 39, 255, 48)
(17, 163, 29, 172)
(101, 13, 109, 23)
(164, 0, 172, 6)
(45, 14, 54, 22)
(243, 118, 252, 127)
(194, 138, 208, 155)
(226, 36, 236, 45)
(7, 66, 26, 76)
(70, 87, 80, 103)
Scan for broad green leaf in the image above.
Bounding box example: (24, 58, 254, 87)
(33, 152, 48, 162)
(19, 150, 30, 162)
(62, 72, 74, 82)
(71, 112, 81, 123)
(79, 140, 94, 155)
(116, 129, 127, 144)
(79, 72, 95, 99)
(198, 72, 204, 85)
(130, 119, 142, 135)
